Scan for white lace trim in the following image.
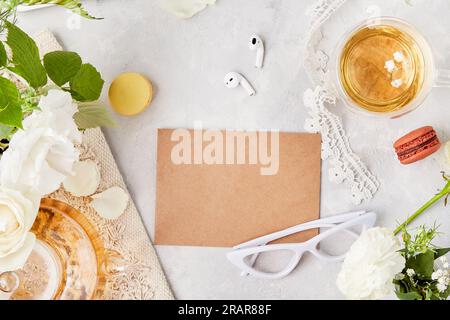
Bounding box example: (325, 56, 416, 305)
(304, 87, 379, 204)
(303, 0, 380, 203)
(304, 0, 346, 85)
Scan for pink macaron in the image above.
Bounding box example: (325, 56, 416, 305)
(394, 126, 441, 165)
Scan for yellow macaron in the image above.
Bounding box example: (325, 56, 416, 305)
(108, 72, 153, 116)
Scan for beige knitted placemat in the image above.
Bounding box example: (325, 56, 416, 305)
(35, 30, 173, 300)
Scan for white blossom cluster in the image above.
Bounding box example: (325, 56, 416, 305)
(432, 256, 450, 293)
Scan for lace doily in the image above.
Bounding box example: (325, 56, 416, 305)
(303, 0, 379, 204)
(34, 30, 174, 300)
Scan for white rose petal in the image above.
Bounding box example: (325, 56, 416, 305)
(90, 187, 129, 220)
(0, 233, 36, 273)
(161, 0, 216, 19)
(63, 160, 101, 197)
(0, 188, 39, 272)
(0, 90, 81, 196)
(336, 227, 405, 300)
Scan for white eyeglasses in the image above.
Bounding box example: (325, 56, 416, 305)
(226, 210, 377, 279)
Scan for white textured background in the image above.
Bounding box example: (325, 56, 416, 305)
(18, 0, 450, 299)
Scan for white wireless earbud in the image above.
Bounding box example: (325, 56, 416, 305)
(224, 72, 256, 96)
(249, 34, 264, 68)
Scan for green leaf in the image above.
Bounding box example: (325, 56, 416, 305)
(406, 251, 435, 279)
(43, 51, 82, 86)
(0, 42, 7, 67)
(434, 248, 450, 260)
(69, 63, 104, 102)
(73, 104, 117, 129)
(21, 0, 101, 19)
(5, 21, 47, 88)
(0, 77, 22, 128)
(396, 291, 422, 300)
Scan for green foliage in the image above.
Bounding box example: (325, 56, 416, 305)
(0, 76, 22, 128)
(43, 51, 82, 86)
(21, 0, 100, 19)
(405, 251, 435, 279)
(0, 0, 99, 20)
(5, 21, 47, 88)
(69, 63, 104, 101)
(435, 248, 450, 260)
(402, 225, 438, 256)
(0, 21, 112, 133)
(396, 291, 421, 300)
(395, 225, 449, 300)
(74, 103, 117, 129)
(0, 41, 7, 67)
(0, 1, 19, 32)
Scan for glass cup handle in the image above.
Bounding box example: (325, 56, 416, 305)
(435, 69, 450, 87)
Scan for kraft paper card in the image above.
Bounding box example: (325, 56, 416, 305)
(155, 129, 321, 247)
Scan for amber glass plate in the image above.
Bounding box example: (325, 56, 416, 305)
(10, 199, 106, 300)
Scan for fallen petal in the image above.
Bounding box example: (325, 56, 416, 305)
(90, 187, 129, 220)
(63, 160, 101, 197)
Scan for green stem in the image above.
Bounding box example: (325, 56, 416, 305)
(394, 180, 450, 235)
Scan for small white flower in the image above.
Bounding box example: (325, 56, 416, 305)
(406, 268, 415, 277)
(391, 79, 403, 88)
(336, 227, 405, 300)
(393, 51, 404, 62)
(432, 269, 444, 280)
(444, 262, 449, 269)
(437, 282, 447, 293)
(384, 60, 395, 73)
(394, 273, 405, 280)
(439, 256, 447, 263)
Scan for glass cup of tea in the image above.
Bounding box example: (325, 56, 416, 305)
(331, 16, 450, 118)
(0, 199, 129, 300)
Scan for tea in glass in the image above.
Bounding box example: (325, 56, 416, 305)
(339, 24, 425, 113)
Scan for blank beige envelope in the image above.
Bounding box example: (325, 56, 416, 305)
(155, 129, 321, 247)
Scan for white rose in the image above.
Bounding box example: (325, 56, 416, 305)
(336, 227, 405, 300)
(0, 90, 81, 196)
(0, 188, 39, 272)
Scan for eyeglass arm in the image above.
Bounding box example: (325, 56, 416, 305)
(234, 210, 367, 250)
